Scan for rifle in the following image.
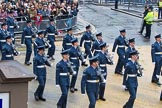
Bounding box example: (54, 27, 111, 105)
(77, 46, 86, 63)
(12, 44, 20, 56)
(96, 66, 106, 83)
(67, 61, 76, 75)
(43, 56, 52, 67)
(43, 38, 51, 48)
(136, 61, 143, 77)
(105, 49, 114, 64)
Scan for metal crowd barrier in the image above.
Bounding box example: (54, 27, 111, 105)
(92, 0, 158, 6)
(0, 15, 77, 34)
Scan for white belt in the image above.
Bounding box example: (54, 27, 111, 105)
(25, 36, 32, 38)
(66, 43, 72, 45)
(37, 65, 45, 68)
(9, 26, 14, 28)
(6, 54, 13, 57)
(60, 73, 69, 76)
(100, 64, 106, 67)
(0, 40, 6, 42)
(70, 57, 78, 59)
(128, 58, 131, 60)
(118, 45, 125, 48)
(95, 50, 101, 52)
(155, 52, 162, 54)
(87, 80, 99, 83)
(85, 40, 91, 42)
(48, 33, 55, 35)
(127, 74, 137, 77)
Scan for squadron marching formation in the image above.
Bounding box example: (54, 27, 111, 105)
(0, 12, 162, 108)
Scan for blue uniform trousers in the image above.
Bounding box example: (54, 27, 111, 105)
(85, 44, 92, 58)
(25, 42, 32, 63)
(115, 54, 125, 72)
(70, 66, 79, 88)
(124, 86, 137, 108)
(47, 41, 55, 57)
(57, 85, 69, 108)
(99, 75, 107, 98)
(87, 91, 98, 108)
(152, 59, 162, 82)
(35, 76, 46, 98)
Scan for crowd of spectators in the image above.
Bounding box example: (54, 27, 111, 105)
(0, 0, 79, 20)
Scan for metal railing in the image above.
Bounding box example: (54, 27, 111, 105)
(92, 0, 158, 6)
(0, 15, 77, 34)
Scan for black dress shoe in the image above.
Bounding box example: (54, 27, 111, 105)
(51, 57, 55, 60)
(99, 97, 106, 101)
(74, 88, 78, 91)
(160, 97, 162, 101)
(34, 94, 39, 101)
(123, 105, 127, 108)
(25, 62, 32, 65)
(82, 63, 88, 66)
(39, 97, 46, 101)
(115, 72, 123, 75)
(70, 88, 75, 93)
(156, 82, 162, 86)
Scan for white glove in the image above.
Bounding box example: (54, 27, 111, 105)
(73, 71, 77, 75)
(17, 25, 20, 29)
(122, 85, 126, 89)
(81, 94, 86, 96)
(103, 79, 106, 83)
(56, 85, 59, 87)
(18, 52, 21, 55)
(152, 62, 155, 65)
(49, 44, 52, 48)
(21, 44, 25, 47)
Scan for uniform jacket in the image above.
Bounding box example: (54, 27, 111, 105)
(69, 46, 80, 67)
(56, 59, 70, 86)
(44, 24, 58, 42)
(62, 33, 74, 50)
(151, 41, 162, 63)
(33, 54, 47, 76)
(81, 66, 100, 94)
(112, 35, 128, 55)
(123, 61, 140, 87)
(1, 43, 16, 60)
(91, 39, 103, 56)
(21, 26, 33, 44)
(80, 31, 93, 47)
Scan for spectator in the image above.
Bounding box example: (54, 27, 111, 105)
(59, 3, 68, 16)
(42, 4, 50, 16)
(29, 5, 37, 20)
(0, 8, 7, 19)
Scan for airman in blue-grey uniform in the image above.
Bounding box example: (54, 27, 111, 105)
(125, 38, 136, 63)
(151, 34, 162, 86)
(68, 38, 80, 93)
(123, 51, 142, 108)
(6, 10, 19, 43)
(1, 35, 18, 60)
(21, 19, 34, 65)
(33, 31, 46, 56)
(91, 32, 103, 56)
(80, 25, 95, 59)
(0, 23, 9, 51)
(44, 18, 58, 60)
(34, 45, 51, 102)
(97, 42, 113, 101)
(62, 28, 74, 50)
(81, 55, 100, 108)
(56, 49, 70, 108)
(112, 29, 128, 75)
